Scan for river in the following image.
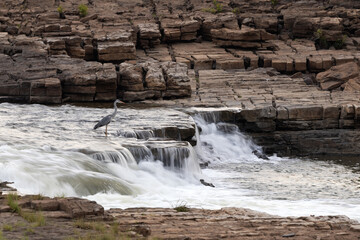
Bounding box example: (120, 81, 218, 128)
(0, 103, 359, 221)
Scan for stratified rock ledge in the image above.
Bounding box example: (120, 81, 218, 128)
(0, 189, 359, 240)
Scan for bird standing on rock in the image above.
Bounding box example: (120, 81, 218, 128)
(94, 99, 124, 136)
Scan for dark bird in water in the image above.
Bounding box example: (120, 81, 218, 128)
(94, 99, 124, 136)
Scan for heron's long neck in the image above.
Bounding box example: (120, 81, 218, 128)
(111, 101, 118, 118)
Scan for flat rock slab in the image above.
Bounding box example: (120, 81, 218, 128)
(108, 207, 360, 240)
(2, 194, 358, 240)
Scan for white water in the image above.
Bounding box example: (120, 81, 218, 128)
(0, 103, 360, 221)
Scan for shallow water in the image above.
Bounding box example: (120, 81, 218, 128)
(0, 103, 359, 221)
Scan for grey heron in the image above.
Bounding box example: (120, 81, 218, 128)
(94, 99, 124, 136)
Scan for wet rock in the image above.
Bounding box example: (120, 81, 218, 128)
(199, 161, 209, 169)
(216, 123, 238, 133)
(252, 150, 269, 160)
(200, 179, 215, 187)
(0, 181, 16, 192)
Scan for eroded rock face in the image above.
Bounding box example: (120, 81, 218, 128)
(1, 0, 360, 106)
(137, 23, 161, 49)
(316, 62, 360, 90)
(211, 27, 276, 48)
(30, 78, 62, 104)
(118, 61, 191, 102)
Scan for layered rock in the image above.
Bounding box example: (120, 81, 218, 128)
(211, 27, 276, 48)
(119, 61, 191, 102)
(161, 61, 192, 98)
(30, 78, 62, 104)
(199, 12, 239, 40)
(316, 62, 360, 90)
(161, 18, 201, 42)
(97, 41, 136, 62)
(137, 23, 161, 49)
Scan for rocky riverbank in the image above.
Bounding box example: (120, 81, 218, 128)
(1, 183, 360, 240)
(1, 0, 360, 157)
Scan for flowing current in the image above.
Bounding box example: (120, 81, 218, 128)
(0, 103, 360, 220)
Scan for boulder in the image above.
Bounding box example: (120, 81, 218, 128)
(57, 197, 104, 218)
(316, 62, 359, 90)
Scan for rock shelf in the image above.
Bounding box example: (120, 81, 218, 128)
(0, 186, 359, 240)
(1, 0, 360, 104)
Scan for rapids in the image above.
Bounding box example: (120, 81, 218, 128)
(0, 103, 359, 220)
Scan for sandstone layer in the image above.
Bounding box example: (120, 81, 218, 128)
(1, 0, 360, 104)
(0, 189, 359, 240)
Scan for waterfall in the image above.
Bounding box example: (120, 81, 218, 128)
(91, 148, 137, 168)
(193, 113, 264, 164)
(117, 129, 155, 140)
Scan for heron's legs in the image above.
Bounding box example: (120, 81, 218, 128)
(105, 124, 108, 136)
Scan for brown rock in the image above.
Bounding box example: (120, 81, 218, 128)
(30, 78, 62, 104)
(288, 106, 323, 121)
(343, 77, 360, 92)
(58, 197, 104, 218)
(211, 28, 261, 41)
(161, 62, 191, 97)
(122, 90, 161, 102)
(316, 62, 360, 90)
(97, 42, 136, 62)
(142, 62, 166, 91)
(31, 200, 60, 211)
(119, 62, 144, 91)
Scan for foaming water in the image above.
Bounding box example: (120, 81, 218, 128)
(0, 103, 360, 221)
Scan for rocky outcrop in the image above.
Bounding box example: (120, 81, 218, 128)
(137, 23, 161, 49)
(30, 78, 62, 104)
(316, 62, 360, 90)
(119, 61, 191, 102)
(1, 0, 360, 105)
(97, 41, 136, 62)
(211, 27, 276, 48)
(161, 18, 201, 42)
(1, 189, 360, 240)
(0, 193, 106, 220)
